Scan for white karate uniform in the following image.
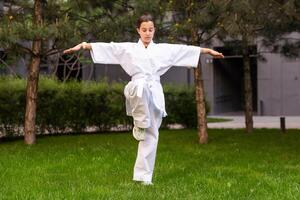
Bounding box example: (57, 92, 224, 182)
(90, 40, 201, 182)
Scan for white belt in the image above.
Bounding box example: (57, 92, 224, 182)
(131, 74, 160, 82)
(131, 74, 160, 97)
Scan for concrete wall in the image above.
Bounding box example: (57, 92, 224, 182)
(257, 32, 300, 116)
(2, 35, 299, 116)
(258, 54, 300, 116)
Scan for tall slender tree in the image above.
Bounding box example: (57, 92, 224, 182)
(0, 0, 84, 144)
(0, 0, 166, 144)
(24, 0, 43, 144)
(167, 0, 225, 143)
(218, 0, 299, 133)
(0, 0, 125, 144)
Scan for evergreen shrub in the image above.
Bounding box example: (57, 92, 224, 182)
(0, 76, 209, 136)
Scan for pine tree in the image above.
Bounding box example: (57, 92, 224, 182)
(218, 0, 299, 133)
(167, 0, 226, 143)
(0, 0, 137, 144)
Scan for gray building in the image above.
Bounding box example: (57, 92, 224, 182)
(203, 33, 300, 116)
(1, 38, 299, 116)
(1, 38, 300, 116)
(1, 1, 299, 116)
(80, 36, 300, 117)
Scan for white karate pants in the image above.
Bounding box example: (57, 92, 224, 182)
(124, 81, 163, 182)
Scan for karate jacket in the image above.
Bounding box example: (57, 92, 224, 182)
(90, 40, 201, 117)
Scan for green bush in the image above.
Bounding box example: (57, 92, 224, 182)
(0, 76, 210, 136)
(163, 84, 210, 128)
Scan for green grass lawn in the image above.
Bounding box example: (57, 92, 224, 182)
(1, 129, 300, 200)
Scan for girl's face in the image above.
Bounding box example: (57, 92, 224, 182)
(137, 21, 155, 46)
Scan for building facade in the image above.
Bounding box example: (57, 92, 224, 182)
(1, 1, 299, 116)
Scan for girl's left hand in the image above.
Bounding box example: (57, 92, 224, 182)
(210, 50, 224, 58)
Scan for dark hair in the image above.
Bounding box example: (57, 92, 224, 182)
(136, 13, 154, 28)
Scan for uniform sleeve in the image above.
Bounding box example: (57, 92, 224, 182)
(170, 44, 201, 67)
(90, 42, 125, 64)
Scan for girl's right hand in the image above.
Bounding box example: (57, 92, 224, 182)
(63, 42, 90, 54)
(63, 43, 82, 54)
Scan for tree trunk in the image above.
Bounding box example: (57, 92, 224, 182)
(194, 60, 208, 144)
(242, 36, 253, 133)
(24, 0, 42, 144)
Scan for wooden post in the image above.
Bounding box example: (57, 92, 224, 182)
(280, 117, 286, 133)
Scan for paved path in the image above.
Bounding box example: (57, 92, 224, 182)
(208, 116, 300, 129)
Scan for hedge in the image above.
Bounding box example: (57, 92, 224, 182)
(0, 76, 209, 136)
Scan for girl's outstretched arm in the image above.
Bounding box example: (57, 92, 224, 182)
(201, 48, 224, 59)
(63, 42, 92, 54)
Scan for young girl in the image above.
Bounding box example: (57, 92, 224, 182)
(64, 14, 224, 185)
